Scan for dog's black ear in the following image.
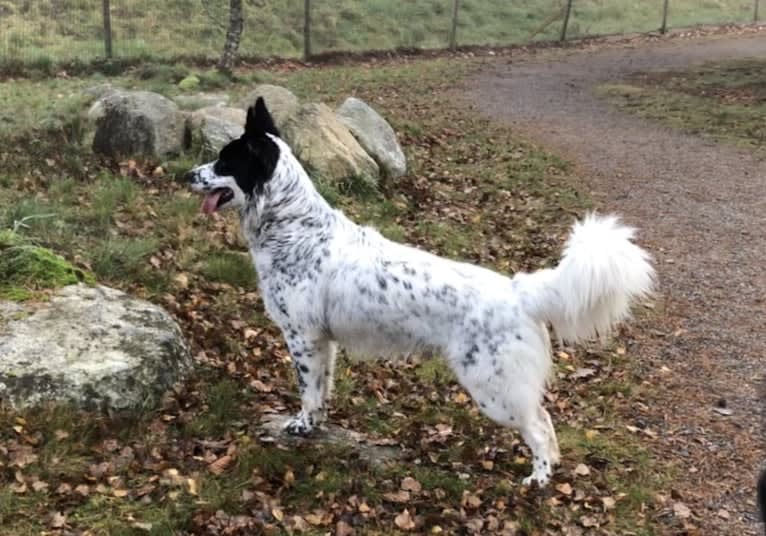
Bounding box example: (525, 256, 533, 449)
(245, 97, 280, 138)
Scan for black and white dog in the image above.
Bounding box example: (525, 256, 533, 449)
(186, 98, 654, 486)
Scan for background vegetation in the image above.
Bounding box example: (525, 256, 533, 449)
(0, 0, 757, 64)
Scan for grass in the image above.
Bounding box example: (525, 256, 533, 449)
(601, 58, 766, 151)
(0, 0, 755, 67)
(0, 54, 669, 533)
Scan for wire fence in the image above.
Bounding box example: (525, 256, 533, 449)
(0, 0, 761, 65)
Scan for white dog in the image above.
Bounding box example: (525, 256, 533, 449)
(186, 98, 654, 486)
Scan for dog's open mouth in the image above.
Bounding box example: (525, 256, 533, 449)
(201, 188, 234, 214)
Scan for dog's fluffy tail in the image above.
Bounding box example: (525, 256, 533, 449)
(520, 213, 655, 343)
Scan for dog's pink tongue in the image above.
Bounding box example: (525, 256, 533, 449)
(201, 191, 223, 215)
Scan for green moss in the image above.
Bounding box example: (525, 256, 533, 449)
(0, 233, 94, 301)
(178, 74, 201, 91)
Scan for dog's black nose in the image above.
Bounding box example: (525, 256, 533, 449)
(183, 170, 197, 183)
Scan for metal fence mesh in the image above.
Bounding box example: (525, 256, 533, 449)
(0, 0, 759, 64)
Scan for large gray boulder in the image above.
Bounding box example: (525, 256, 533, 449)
(336, 97, 407, 179)
(281, 103, 379, 188)
(238, 84, 300, 130)
(92, 90, 186, 158)
(188, 106, 246, 158)
(0, 285, 192, 411)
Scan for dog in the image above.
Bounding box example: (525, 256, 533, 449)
(186, 97, 655, 486)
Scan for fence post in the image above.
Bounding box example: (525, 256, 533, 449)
(660, 0, 670, 34)
(755, 0, 760, 21)
(560, 0, 573, 41)
(449, 0, 461, 50)
(102, 0, 113, 58)
(304, 0, 312, 59)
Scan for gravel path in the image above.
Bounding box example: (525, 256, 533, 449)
(469, 33, 766, 534)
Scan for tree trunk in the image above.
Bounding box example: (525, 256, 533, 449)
(304, 0, 312, 59)
(449, 0, 461, 50)
(560, 0, 573, 41)
(102, 0, 113, 59)
(218, 0, 243, 72)
(660, 0, 670, 34)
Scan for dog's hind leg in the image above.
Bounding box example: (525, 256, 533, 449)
(283, 334, 335, 436)
(449, 343, 558, 486)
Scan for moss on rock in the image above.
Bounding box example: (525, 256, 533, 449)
(0, 232, 94, 301)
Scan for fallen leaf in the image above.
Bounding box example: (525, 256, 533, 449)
(462, 492, 482, 508)
(574, 463, 590, 476)
(31, 480, 49, 492)
(555, 482, 573, 496)
(173, 273, 189, 289)
(336, 520, 354, 536)
(394, 509, 416, 530)
(208, 455, 233, 475)
(50, 511, 67, 528)
(570, 367, 596, 380)
(384, 490, 410, 503)
(602, 496, 616, 510)
(304, 512, 326, 525)
(272, 508, 284, 522)
(132, 522, 153, 531)
(401, 476, 422, 493)
(673, 501, 692, 519)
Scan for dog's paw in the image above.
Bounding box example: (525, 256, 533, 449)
(283, 412, 313, 436)
(522, 474, 550, 487)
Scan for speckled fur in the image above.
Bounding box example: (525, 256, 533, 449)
(187, 98, 655, 486)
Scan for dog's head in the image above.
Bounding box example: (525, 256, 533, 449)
(186, 97, 281, 214)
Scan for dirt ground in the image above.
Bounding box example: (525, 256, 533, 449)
(469, 33, 766, 534)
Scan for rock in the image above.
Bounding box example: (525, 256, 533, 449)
(82, 83, 120, 101)
(188, 106, 246, 157)
(92, 91, 186, 158)
(281, 103, 379, 189)
(84, 84, 122, 121)
(336, 97, 407, 178)
(0, 284, 192, 411)
(238, 84, 299, 129)
(178, 75, 201, 91)
(259, 415, 401, 467)
(174, 92, 230, 110)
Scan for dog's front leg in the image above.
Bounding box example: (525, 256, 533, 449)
(282, 334, 335, 436)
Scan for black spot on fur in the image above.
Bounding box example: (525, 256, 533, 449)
(462, 343, 479, 369)
(377, 274, 388, 290)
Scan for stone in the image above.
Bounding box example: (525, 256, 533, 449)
(84, 84, 122, 121)
(238, 84, 300, 129)
(188, 106, 246, 157)
(259, 415, 401, 466)
(336, 97, 407, 178)
(92, 90, 186, 158)
(174, 92, 230, 110)
(82, 83, 120, 101)
(281, 103, 379, 188)
(0, 284, 193, 411)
